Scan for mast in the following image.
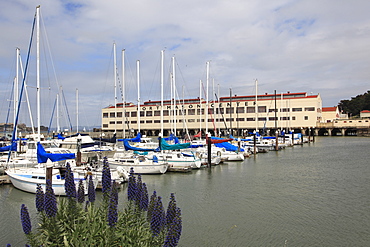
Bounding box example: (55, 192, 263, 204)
(14, 48, 20, 135)
(56, 92, 60, 133)
(172, 56, 176, 135)
(160, 50, 164, 136)
(205, 61, 209, 134)
(113, 42, 117, 134)
(213, 78, 216, 136)
(76, 88, 79, 133)
(122, 49, 126, 138)
(137, 60, 140, 133)
(199, 79, 202, 137)
(255, 79, 258, 133)
(229, 88, 232, 135)
(36, 5, 41, 140)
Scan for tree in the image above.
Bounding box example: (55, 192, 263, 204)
(338, 90, 370, 117)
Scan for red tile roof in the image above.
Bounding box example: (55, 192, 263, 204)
(322, 107, 337, 112)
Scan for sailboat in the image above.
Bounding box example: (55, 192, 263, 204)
(4, 6, 100, 195)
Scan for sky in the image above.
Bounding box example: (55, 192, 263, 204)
(0, 0, 369, 130)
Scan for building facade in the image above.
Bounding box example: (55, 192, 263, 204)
(102, 92, 322, 137)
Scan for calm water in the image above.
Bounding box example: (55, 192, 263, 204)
(1, 137, 370, 246)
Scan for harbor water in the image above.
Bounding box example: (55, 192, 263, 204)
(1, 137, 370, 246)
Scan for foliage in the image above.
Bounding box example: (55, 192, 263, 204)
(19, 164, 182, 246)
(338, 90, 370, 117)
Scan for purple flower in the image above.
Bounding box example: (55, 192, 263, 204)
(166, 193, 177, 227)
(88, 174, 95, 203)
(164, 207, 182, 247)
(35, 184, 44, 212)
(140, 182, 149, 211)
(77, 179, 85, 203)
(127, 168, 137, 201)
(147, 190, 157, 222)
(107, 182, 118, 227)
(20, 204, 31, 235)
(44, 179, 57, 218)
(102, 157, 112, 198)
(150, 196, 165, 237)
(64, 162, 76, 198)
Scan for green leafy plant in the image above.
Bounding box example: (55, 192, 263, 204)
(19, 161, 182, 246)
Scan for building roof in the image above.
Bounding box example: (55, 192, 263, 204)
(322, 107, 337, 112)
(361, 110, 370, 113)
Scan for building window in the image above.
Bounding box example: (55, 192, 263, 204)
(258, 117, 267, 121)
(226, 108, 234, 114)
(258, 106, 266, 113)
(109, 121, 115, 124)
(116, 121, 122, 124)
(188, 109, 195, 115)
(131, 121, 137, 124)
(281, 108, 289, 112)
(236, 107, 244, 113)
(305, 107, 315, 111)
(110, 113, 115, 118)
(269, 108, 277, 112)
(154, 120, 160, 123)
(246, 118, 255, 121)
(236, 118, 244, 121)
(292, 116, 296, 120)
(154, 111, 160, 116)
(146, 120, 152, 123)
(304, 116, 309, 120)
(103, 113, 108, 118)
(125, 112, 130, 117)
(103, 124, 108, 128)
(269, 117, 277, 121)
(246, 107, 255, 113)
(197, 109, 205, 115)
(188, 119, 195, 122)
(208, 108, 214, 114)
(146, 111, 152, 117)
(225, 118, 234, 122)
(117, 112, 122, 117)
(163, 110, 169, 116)
(140, 111, 144, 117)
(281, 117, 290, 120)
(163, 120, 169, 123)
(292, 108, 302, 112)
(131, 112, 137, 117)
(216, 108, 224, 114)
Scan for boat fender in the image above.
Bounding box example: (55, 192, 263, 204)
(217, 151, 221, 157)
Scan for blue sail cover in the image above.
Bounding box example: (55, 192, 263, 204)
(55, 133, 65, 140)
(123, 139, 156, 152)
(160, 138, 190, 150)
(118, 133, 142, 143)
(211, 137, 244, 152)
(163, 133, 180, 144)
(0, 142, 17, 152)
(37, 142, 75, 163)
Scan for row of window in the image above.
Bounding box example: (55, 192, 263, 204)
(104, 107, 316, 118)
(106, 116, 310, 126)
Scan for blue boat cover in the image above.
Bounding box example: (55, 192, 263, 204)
(211, 137, 244, 152)
(163, 134, 180, 144)
(37, 142, 75, 163)
(160, 138, 190, 150)
(123, 139, 156, 152)
(0, 142, 17, 152)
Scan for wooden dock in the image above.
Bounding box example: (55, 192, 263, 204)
(0, 175, 11, 184)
